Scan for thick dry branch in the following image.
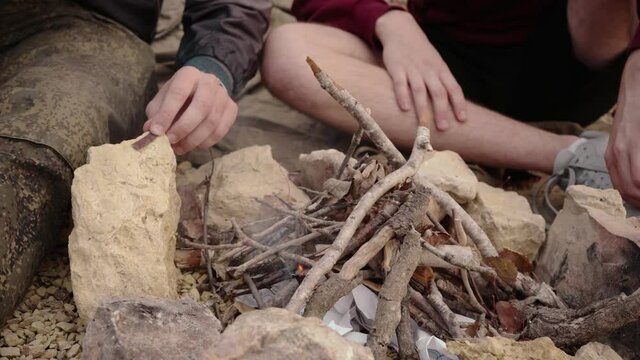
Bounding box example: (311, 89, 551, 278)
(307, 57, 407, 168)
(367, 230, 422, 359)
(286, 127, 432, 313)
(417, 180, 498, 258)
(421, 231, 495, 277)
(397, 294, 420, 360)
(304, 226, 394, 318)
(231, 219, 315, 268)
(520, 289, 640, 350)
(343, 199, 401, 257)
(427, 281, 463, 339)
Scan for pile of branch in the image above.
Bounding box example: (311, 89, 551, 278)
(178, 58, 640, 358)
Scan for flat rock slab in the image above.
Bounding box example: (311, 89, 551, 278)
(68, 134, 180, 321)
(82, 297, 221, 360)
(203, 308, 373, 360)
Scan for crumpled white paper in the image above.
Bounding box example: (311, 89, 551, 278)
(323, 285, 466, 360)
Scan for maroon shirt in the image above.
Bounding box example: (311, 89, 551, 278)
(293, 0, 640, 51)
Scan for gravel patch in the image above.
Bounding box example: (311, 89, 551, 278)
(0, 248, 208, 359)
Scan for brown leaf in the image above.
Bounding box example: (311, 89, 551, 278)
(412, 266, 434, 287)
(465, 319, 481, 337)
(425, 231, 451, 246)
(485, 256, 518, 285)
(495, 301, 525, 333)
(499, 248, 534, 273)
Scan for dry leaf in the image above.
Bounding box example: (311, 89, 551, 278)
(499, 248, 534, 273)
(465, 319, 482, 337)
(495, 301, 525, 333)
(412, 266, 435, 287)
(425, 231, 452, 246)
(322, 178, 352, 200)
(485, 256, 518, 285)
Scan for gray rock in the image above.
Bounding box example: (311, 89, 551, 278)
(203, 308, 373, 360)
(82, 297, 221, 360)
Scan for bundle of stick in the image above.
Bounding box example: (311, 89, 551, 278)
(184, 58, 640, 359)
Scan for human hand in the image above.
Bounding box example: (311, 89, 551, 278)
(605, 51, 640, 207)
(375, 10, 466, 130)
(144, 66, 238, 155)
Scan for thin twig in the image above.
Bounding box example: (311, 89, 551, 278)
(428, 280, 463, 339)
(257, 199, 343, 226)
(421, 231, 496, 277)
(180, 237, 241, 251)
(243, 273, 265, 309)
(336, 127, 364, 179)
(231, 219, 315, 267)
(202, 148, 221, 318)
(453, 212, 487, 314)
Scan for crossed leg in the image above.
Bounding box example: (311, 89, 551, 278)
(261, 1, 635, 174)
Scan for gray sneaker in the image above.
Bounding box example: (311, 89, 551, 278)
(541, 131, 639, 217)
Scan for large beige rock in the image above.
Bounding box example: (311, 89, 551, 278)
(201, 145, 310, 229)
(465, 182, 545, 260)
(536, 185, 640, 308)
(415, 150, 478, 204)
(447, 337, 621, 360)
(204, 308, 373, 360)
(68, 135, 180, 321)
(298, 149, 356, 190)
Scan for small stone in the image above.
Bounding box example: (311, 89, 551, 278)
(415, 150, 478, 204)
(35, 288, 47, 297)
(42, 349, 57, 359)
(0, 347, 20, 357)
(46, 287, 58, 295)
(2, 334, 22, 347)
(28, 295, 40, 304)
(29, 322, 45, 334)
(55, 323, 74, 333)
(6, 326, 17, 333)
(62, 304, 74, 313)
(182, 274, 196, 285)
(56, 341, 71, 351)
(66, 344, 80, 358)
(298, 149, 357, 191)
(187, 288, 200, 302)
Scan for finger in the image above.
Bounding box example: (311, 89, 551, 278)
(197, 102, 238, 149)
(172, 94, 230, 155)
(145, 81, 170, 119)
(407, 70, 429, 124)
(628, 146, 640, 205)
(440, 71, 467, 122)
(148, 69, 199, 135)
(389, 69, 412, 111)
(165, 77, 219, 144)
(611, 145, 640, 205)
(423, 71, 450, 130)
(143, 119, 151, 132)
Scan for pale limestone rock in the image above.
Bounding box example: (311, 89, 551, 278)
(447, 337, 622, 360)
(299, 149, 356, 191)
(415, 150, 478, 204)
(203, 308, 373, 360)
(575, 342, 623, 360)
(465, 182, 545, 260)
(201, 145, 310, 229)
(536, 185, 640, 308)
(68, 134, 180, 321)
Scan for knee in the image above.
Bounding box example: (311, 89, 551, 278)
(262, 23, 311, 93)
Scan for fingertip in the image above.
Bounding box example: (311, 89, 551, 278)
(167, 133, 178, 144)
(143, 120, 151, 132)
(457, 110, 467, 122)
(150, 123, 164, 136)
(436, 120, 450, 131)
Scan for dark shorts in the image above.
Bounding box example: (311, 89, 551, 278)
(422, 1, 625, 126)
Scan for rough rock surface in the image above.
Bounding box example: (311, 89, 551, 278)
(415, 150, 478, 204)
(82, 297, 220, 360)
(200, 145, 310, 229)
(68, 135, 180, 321)
(203, 308, 373, 360)
(447, 337, 621, 360)
(536, 185, 640, 308)
(298, 149, 356, 191)
(465, 182, 545, 260)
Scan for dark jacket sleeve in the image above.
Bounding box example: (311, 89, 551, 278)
(177, 0, 271, 98)
(292, 0, 400, 47)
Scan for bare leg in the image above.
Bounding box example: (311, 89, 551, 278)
(568, 0, 637, 69)
(262, 23, 576, 173)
